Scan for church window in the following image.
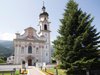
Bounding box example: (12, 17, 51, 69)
(28, 46, 32, 53)
(45, 17, 46, 20)
(36, 47, 38, 50)
(36, 47, 39, 53)
(44, 24, 47, 30)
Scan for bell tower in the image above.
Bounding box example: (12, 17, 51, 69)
(39, 2, 51, 63)
(39, 2, 51, 38)
(39, 3, 50, 32)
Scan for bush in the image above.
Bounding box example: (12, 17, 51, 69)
(57, 64, 66, 69)
(57, 62, 71, 69)
(66, 67, 86, 75)
(0, 58, 5, 63)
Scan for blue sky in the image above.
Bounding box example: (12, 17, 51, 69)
(0, 0, 100, 42)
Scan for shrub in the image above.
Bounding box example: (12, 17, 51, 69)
(0, 58, 5, 63)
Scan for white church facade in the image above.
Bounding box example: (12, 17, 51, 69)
(13, 5, 51, 66)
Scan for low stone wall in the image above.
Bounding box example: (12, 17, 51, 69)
(0, 68, 16, 75)
(0, 65, 21, 70)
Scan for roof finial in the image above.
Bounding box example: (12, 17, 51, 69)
(42, 1, 45, 12)
(43, 1, 44, 6)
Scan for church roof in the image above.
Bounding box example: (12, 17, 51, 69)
(39, 12, 49, 17)
(39, 4, 49, 17)
(24, 27, 36, 31)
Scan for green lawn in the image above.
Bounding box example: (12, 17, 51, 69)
(15, 70, 20, 75)
(43, 68, 66, 75)
(0, 70, 20, 75)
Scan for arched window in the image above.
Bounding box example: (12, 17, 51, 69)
(28, 46, 32, 53)
(44, 24, 47, 30)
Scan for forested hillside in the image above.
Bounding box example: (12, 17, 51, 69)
(0, 40, 14, 57)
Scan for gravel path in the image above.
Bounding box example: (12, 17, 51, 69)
(27, 66, 46, 75)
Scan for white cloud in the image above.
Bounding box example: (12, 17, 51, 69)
(0, 33, 16, 41)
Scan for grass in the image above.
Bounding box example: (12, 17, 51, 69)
(42, 68, 66, 75)
(0, 70, 20, 75)
(15, 70, 20, 75)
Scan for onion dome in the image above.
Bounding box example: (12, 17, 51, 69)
(39, 5, 49, 17)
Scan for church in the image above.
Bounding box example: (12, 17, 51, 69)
(13, 5, 51, 66)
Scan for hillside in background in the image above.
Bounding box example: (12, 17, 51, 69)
(0, 40, 14, 57)
(0, 40, 54, 57)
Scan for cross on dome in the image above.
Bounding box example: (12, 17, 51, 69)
(42, 1, 46, 12)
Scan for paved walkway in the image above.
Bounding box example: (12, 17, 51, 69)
(27, 66, 46, 75)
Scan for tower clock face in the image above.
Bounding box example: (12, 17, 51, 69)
(41, 17, 44, 21)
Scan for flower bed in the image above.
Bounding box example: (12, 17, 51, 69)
(20, 69, 28, 74)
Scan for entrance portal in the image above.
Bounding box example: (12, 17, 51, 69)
(28, 59, 32, 66)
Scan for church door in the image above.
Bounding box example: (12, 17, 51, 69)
(28, 59, 32, 66)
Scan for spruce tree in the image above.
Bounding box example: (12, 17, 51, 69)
(53, 0, 100, 73)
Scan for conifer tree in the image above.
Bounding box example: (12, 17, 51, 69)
(53, 0, 100, 73)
